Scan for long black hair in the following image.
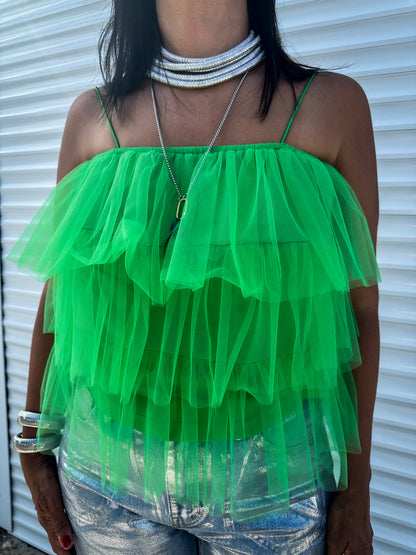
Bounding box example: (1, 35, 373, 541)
(98, 0, 318, 119)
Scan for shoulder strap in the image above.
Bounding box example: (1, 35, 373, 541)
(281, 71, 318, 144)
(94, 86, 120, 148)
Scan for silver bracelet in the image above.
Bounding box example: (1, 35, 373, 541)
(17, 410, 65, 431)
(13, 432, 61, 454)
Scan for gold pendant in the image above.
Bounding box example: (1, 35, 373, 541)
(163, 198, 188, 255)
(176, 197, 188, 219)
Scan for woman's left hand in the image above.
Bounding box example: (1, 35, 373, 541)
(326, 489, 374, 554)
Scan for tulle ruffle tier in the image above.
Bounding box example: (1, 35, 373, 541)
(8, 143, 381, 520)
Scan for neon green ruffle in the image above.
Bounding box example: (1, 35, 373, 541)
(8, 143, 381, 519)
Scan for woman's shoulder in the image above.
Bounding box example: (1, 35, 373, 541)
(281, 70, 372, 165)
(65, 87, 115, 156)
(313, 70, 366, 93)
(312, 70, 370, 119)
(311, 70, 374, 162)
(56, 87, 117, 181)
(304, 71, 378, 243)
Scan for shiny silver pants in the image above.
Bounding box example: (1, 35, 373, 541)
(58, 452, 333, 554)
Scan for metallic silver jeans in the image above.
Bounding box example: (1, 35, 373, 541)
(58, 430, 334, 554)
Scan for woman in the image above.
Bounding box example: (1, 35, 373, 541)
(9, 0, 380, 553)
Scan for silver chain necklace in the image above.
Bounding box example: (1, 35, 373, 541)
(149, 31, 263, 88)
(151, 71, 248, 254)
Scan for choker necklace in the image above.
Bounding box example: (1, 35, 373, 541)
(151, 71, 248, 254)
(149, 30, 263, 88)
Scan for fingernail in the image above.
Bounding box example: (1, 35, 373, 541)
(59, 535, 72, 549)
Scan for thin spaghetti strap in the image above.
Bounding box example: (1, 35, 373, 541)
(281, 71, 318, 144)
(94, 86, 120, 148)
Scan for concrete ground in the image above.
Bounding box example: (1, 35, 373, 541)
(0, 528, 45, 554)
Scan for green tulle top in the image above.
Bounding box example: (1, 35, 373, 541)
(8, 139, 381, 520)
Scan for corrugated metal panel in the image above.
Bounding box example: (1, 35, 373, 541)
(0, 265, 12, 531)
(0, 1, 110, 552)
(0, 0, 415, 553)
(278, 1, 416, 553)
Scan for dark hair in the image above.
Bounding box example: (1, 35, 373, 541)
(99, 0, 319, 119)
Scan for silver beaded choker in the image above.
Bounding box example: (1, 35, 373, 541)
(149, 30, 264, 88)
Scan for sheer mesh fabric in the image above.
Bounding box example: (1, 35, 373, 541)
(8, 143, 381, 519)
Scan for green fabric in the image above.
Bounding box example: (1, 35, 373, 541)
(281, 72, 316, 143)
(8, 143, 381, 517)
(94, 86, 120, 148)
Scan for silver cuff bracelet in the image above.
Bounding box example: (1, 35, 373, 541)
(17, 410, 65, 431)
(13, 432, 61, 454)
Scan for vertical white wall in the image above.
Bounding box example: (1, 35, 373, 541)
(0, 287, 12, 530)
(0, 1, 414, 553)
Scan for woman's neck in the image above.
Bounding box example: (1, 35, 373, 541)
(155, 0, 249, 58)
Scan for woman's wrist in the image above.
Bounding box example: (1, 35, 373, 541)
(344, 446, 374, 495)
(342, 460, 372, 495)
(21, 425, 38, 439)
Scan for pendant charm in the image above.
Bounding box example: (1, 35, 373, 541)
(176, 197, 188, 219)
(163, 218, 180, 254)
(163, 198, 188, 255)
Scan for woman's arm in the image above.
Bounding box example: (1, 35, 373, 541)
(326, 75, 380, 555)
(22, 87, 103, 429)
(23, 281, 54, 416)
(19, 89, 104, 555)
(20, 281, 74, 554)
